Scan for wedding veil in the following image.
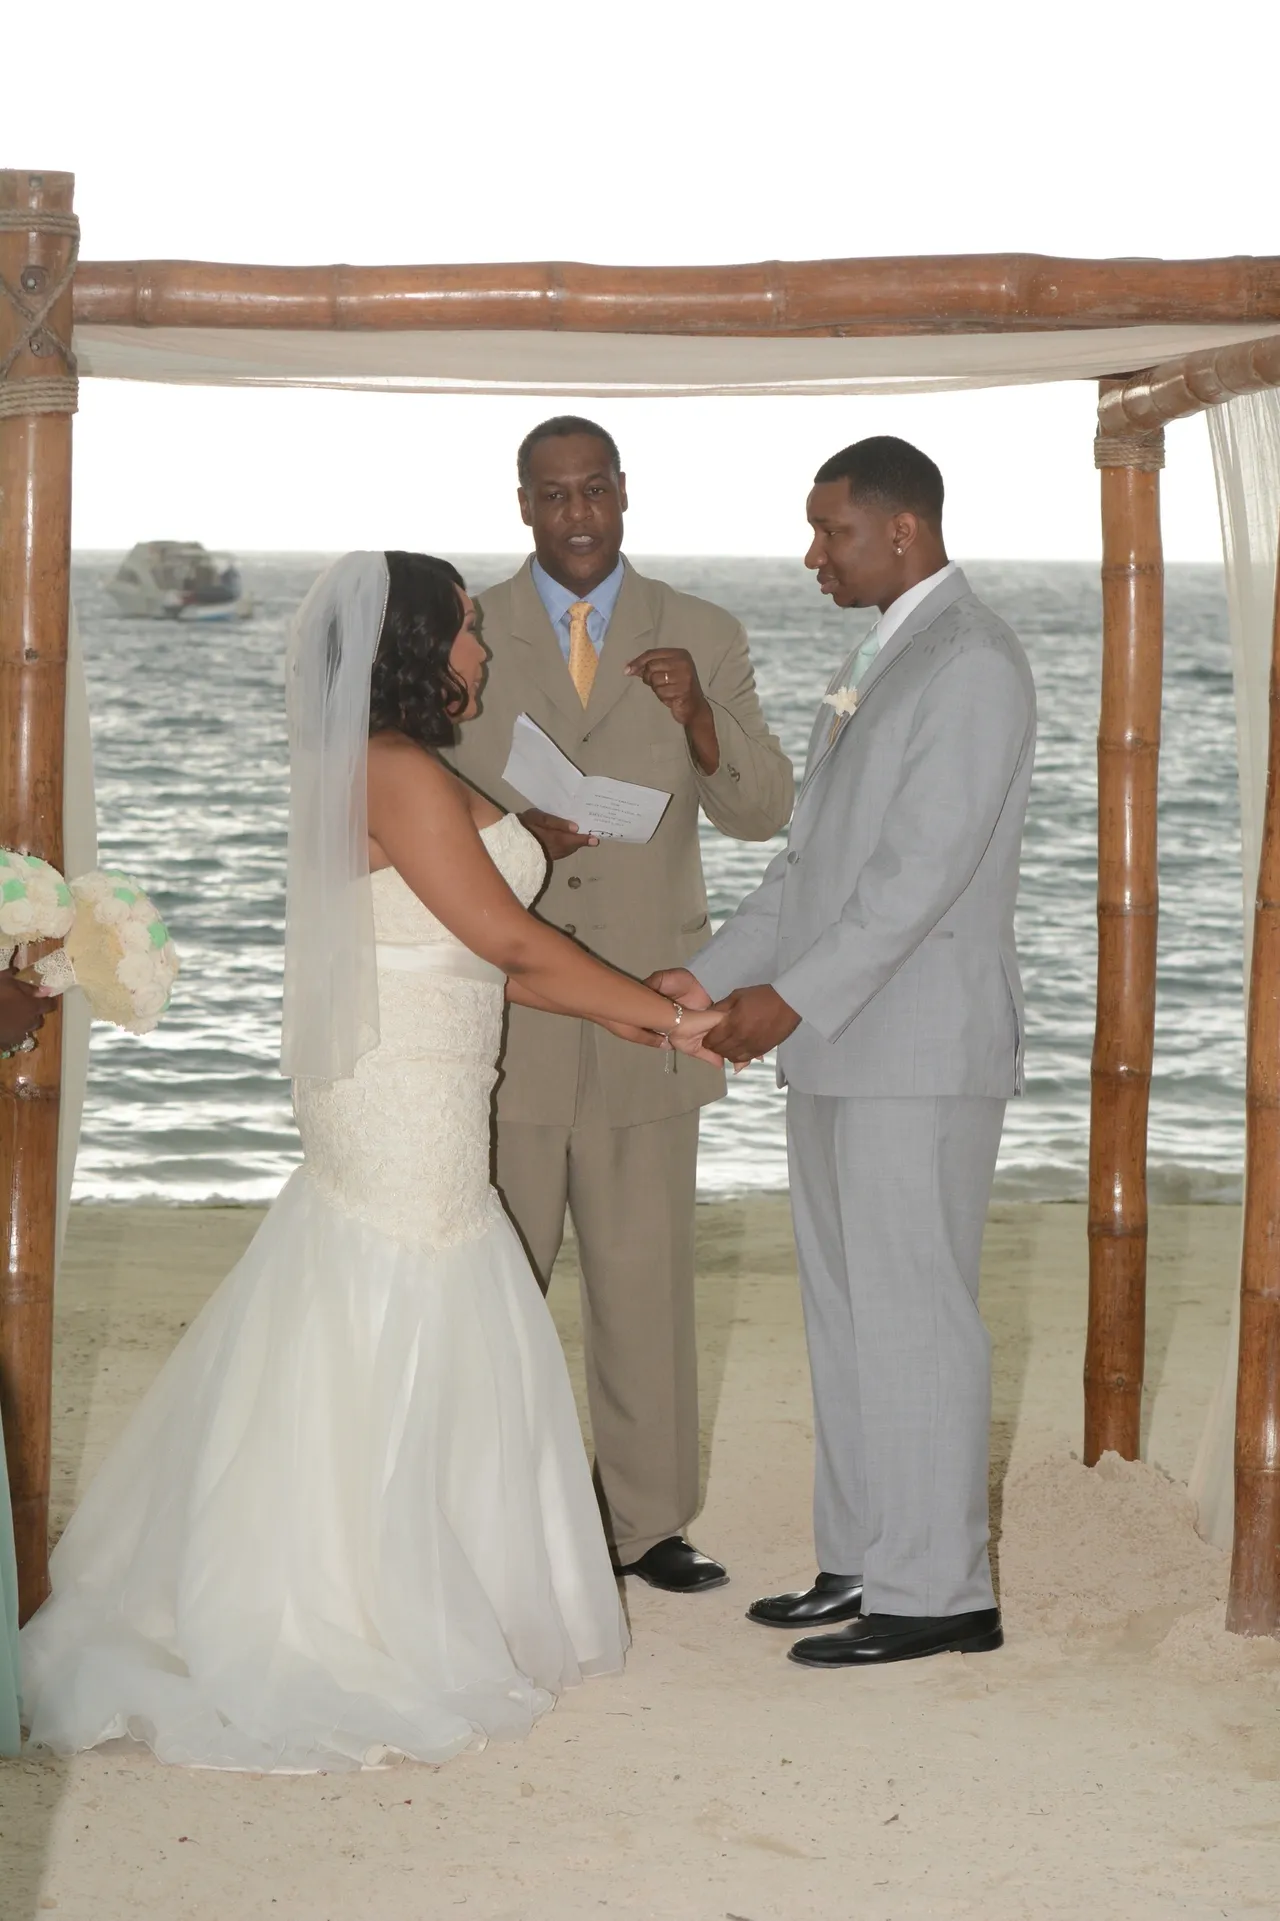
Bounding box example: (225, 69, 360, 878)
(280, 551, 390, 1081)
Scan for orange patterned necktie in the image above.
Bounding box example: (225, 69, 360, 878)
(567, 600, 597, 706)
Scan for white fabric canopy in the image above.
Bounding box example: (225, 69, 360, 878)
(1191, 390, 1280, 1550)
(73, 320, 1280, 398)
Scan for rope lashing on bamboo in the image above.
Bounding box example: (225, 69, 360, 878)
(0, 206, 79, 415)
(1094, 426, 1166, 472)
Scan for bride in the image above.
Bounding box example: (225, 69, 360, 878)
(19, 550, 720, 1773)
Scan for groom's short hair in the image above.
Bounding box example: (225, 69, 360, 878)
(517, 415, 622, 487)
(815, 436, 945, 525)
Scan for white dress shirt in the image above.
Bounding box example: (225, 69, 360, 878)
(863, 560, 959, 670)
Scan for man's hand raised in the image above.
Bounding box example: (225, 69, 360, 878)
(705, 985, 800, 1064)
(519, 807, 599, 862)
(626, 649, 721, 774)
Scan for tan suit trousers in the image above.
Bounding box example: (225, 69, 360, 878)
(494, 1031, 700, 1565)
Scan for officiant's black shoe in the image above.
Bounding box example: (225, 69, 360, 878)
(616, 1537, 728, 1593)
(789, 1608, 1003, 1667)
(747, 1573, 863, 1629)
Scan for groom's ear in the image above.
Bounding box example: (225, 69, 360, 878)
(891, 509, 920, 553)
(517, 486, 534, 530)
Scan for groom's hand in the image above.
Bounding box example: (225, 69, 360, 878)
(519, 807, 599, 861)
(705, 985, 800, 1063)
(645, 967, 712, 1009)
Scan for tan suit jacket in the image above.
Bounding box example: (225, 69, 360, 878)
(446, 557, 794, 1128)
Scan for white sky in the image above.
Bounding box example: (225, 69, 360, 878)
(11, 0, 1280, 559)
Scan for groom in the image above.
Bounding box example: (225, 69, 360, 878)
(657, 436, 1036, 1665)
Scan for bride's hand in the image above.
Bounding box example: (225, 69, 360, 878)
(598, 1017, 664, 1049)
(667, 1005, 732, 1069)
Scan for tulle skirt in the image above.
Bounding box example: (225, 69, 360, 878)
(19, 1170, 627, 1772)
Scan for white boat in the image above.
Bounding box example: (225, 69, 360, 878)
(106, 542, 253, 621)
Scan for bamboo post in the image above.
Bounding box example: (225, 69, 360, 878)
(1228, 527, 1280, 1636)
(0, 169, 77, 1622)
(1084, 398, 1166, 1465)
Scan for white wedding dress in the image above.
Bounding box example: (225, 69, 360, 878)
(20, 814, 627, 1771)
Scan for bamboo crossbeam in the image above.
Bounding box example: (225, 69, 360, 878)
(1228, 527, 1280, 1637)
(70, 253, 1280, 336)
(0, 169, 75, 1622)
(1099, 335, 1280, 434)
(1084, 402, 1165, 1466)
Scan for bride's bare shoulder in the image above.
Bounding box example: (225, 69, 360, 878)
(367, 733, 501, 830)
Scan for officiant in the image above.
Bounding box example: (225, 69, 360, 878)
(446, 417, 792, 1592)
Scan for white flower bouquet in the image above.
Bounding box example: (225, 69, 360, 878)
(0, 850, 76, 964)
(31, 870, 179, 1035)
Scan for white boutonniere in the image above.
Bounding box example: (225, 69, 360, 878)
(821, 686, 859, 748)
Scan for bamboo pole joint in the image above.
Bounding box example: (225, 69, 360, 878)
(0, 177, 79, 419)
(1099, 334, 1280, 436)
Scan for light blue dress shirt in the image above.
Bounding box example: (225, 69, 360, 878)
(530, 556, 626, 662)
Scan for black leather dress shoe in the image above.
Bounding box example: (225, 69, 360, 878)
(616, 1536, 728, 1592)
(789, 1608, 1003, 1667)
(747, 1572, 863, 1628)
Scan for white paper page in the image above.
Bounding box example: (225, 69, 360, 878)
(502, 713, 584, 821)
(501, 714, 671, 844)
(577, 777, 671, 843)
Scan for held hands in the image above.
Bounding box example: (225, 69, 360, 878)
(645, 967, 712, 1010)
(645, 969, 725, 1067)
(703, 984, 801, 1065)
(640, 972, 800, 1065)
(664, 1004, 726, 1068)
(601, 971, 723, 1068)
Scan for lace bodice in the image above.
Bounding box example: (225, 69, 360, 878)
(371, 812, 548, 943)
(294, 813, 548, 1248)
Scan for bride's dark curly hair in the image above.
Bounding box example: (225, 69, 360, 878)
(368, 551, 471, 746)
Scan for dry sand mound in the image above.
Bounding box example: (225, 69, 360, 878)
(1000, 1450, 1280, 1691)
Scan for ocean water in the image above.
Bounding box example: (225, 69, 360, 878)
(70, 553, 1245, 1205)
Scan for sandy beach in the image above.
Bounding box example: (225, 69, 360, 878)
(3, 1196, 1279, 1920)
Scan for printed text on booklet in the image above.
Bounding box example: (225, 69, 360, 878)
(502, 715, 671, 845)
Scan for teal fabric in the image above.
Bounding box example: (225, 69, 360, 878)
(1, 1416, 21, 1754)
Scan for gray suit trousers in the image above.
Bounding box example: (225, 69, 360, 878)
(786, 1092, 1004, 1617)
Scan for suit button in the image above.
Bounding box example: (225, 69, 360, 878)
(567, 876, 582, 890)
(564, 924, 577, 935)
(787, 851, 801, 866)
(728, 764, 740, 782)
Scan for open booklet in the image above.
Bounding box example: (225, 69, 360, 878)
(502, 713, 672, 845)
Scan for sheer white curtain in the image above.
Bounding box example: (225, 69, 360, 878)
(1190, 390, 1280, 1548)
(58, 609, 98, 1255)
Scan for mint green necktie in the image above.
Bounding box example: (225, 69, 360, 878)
(824, 627, 881, 749)
(848, 626, 881, 688)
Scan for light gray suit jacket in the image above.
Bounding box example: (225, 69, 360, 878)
(692, 568, 1036, 1098)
